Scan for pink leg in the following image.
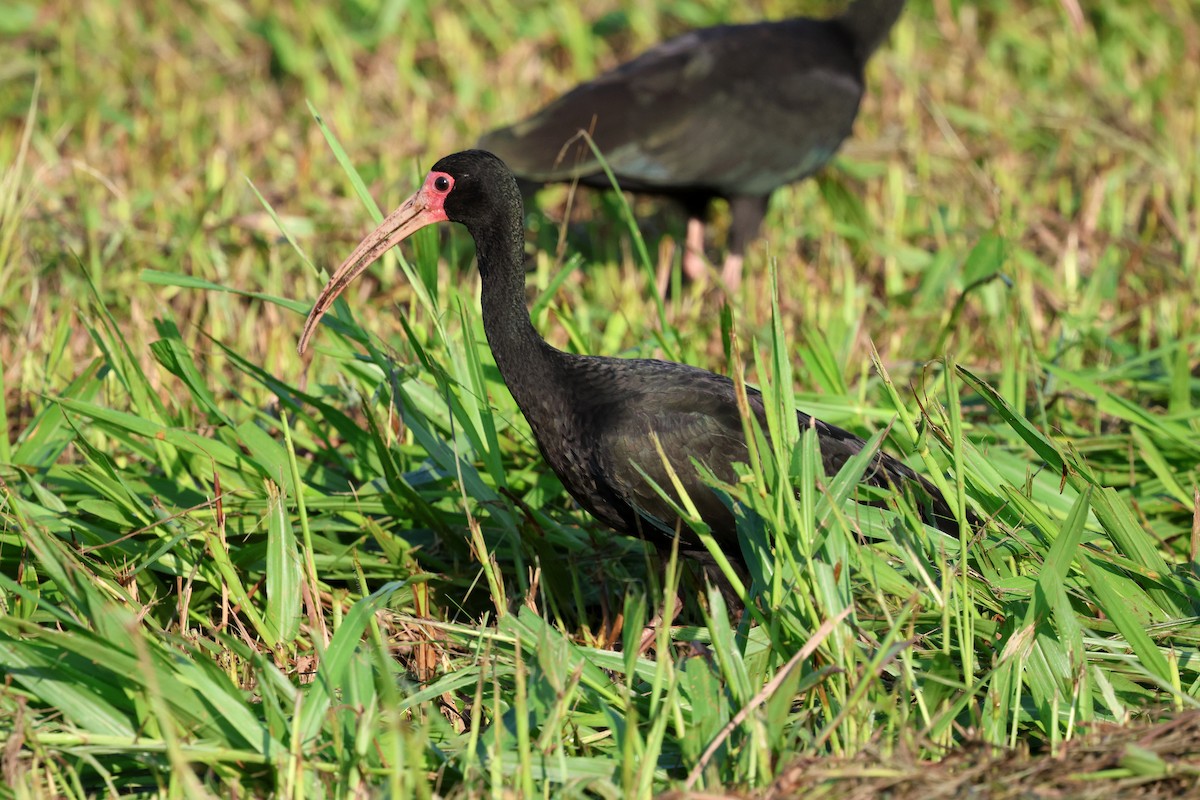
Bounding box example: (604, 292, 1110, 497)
(724, 195, 767, 291)
(682, 217, 710, 281)
(720, 253, 744, 291)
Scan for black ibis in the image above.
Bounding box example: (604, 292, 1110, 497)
(300, 150, 969, 563)
(477, 0, 907, 288)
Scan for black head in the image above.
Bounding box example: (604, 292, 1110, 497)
(429, 150, 523, 234)
(298, 149, 526, 352)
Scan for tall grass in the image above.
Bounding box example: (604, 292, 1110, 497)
(2, 0, 1198, 796)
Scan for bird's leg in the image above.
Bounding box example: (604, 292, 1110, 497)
(636, 539, 689, 656)
(724, 195, 770, 290)
(637, 591, 684, 656)
(719, 252, 745, 291)
(682, 216, 711, 281)
(637, 553, 747, 655)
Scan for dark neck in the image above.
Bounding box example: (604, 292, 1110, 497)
(470, 215, 571, 421)
(837, 0, 906, 63)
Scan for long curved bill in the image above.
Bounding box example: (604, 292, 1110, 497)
(298, 187, 444, 353)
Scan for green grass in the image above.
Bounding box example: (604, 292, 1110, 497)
(2, 0, 1199, 796)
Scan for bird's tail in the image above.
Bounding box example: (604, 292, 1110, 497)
(912, 471, 981, 535)
(873, 452, 980, 535)
(839, 0, 908, 62)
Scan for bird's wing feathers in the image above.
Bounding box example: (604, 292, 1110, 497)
(479, 21, 864, 193)
(590, 364, 750, 544)
(575, 358, 958, 541)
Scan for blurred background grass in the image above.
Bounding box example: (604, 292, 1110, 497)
(1, 0, 1199, 796)
(5, 0, 1194, 402)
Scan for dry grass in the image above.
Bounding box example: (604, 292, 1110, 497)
(770, 710, 1200, 799)
(6, 1, 1196, 406)
(660, 710, 1200, 799)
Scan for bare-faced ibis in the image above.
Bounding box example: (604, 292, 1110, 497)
(300, 151, 969, 566)
(477, 0, 907, 288)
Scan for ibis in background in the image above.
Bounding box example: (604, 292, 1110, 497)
(478, 0, 908, 288)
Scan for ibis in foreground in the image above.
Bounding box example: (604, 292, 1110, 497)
(300, 150, 968, 566)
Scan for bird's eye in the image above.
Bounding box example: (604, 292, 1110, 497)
(434, 175, 451, 192)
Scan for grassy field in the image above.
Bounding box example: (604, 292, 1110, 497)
(2, 0, 1199, 796)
